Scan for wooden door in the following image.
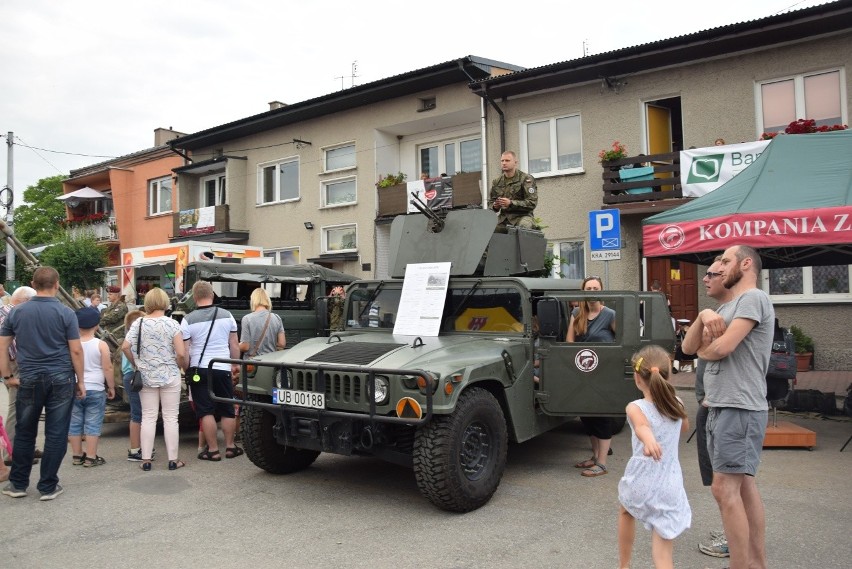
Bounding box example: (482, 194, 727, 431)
(647, 258, 698, 323)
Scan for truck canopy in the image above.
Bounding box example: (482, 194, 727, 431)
(188, 262, 357, 285)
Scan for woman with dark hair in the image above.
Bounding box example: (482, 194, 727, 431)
(566, 276, 617, 477)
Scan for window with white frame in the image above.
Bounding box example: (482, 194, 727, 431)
(200, 173, 226, 207)
(419, 136, 481, 177)
(552, 241, 584, 279)
(762, 265, 851, 302)
(264, 248, 300, 265)
(148, 176, 172, 216)
(522, 114, 583, 176)
(322, 177, 357, 207)
(324, 143, 356, 172)
(324, 224, 357, 253)
(758, 69, 845, 134)
(258, 158, 299, 204)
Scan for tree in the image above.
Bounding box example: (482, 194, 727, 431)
(39, 231, 108, 291)
(12, 175, 67, 246)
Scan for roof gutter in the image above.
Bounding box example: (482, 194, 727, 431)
(168, 144, 192, 164)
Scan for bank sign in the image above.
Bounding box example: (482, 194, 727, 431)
(642, 206, 852, 257)
(680, 140, 770, 197)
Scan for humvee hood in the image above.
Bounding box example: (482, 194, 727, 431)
(304, 341, 406, 366)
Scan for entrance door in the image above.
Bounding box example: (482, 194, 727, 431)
(646, 258, 698, 323)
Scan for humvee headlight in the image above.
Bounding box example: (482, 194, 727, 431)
(373, 376, 389, 404)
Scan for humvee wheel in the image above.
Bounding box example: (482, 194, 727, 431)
(413, 387, 508, 512)
(243, 394, 320, 474)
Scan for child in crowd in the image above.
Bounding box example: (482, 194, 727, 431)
(68, 307, 116, 467)
(123, 310, 146, 461)
(617, 345, 690, 569)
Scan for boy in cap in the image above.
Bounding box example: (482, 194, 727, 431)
(68, 306, 115, 467)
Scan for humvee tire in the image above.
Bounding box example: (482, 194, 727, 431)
(412, 388, 508, 513)
(243, 394, 320, 474)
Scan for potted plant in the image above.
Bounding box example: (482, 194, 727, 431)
(376, 172, 406, 188)
(598, 141, 627, 164)
(789, 325, 814, 372)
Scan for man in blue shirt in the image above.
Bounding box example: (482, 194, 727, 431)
(0, 267, 85, 501)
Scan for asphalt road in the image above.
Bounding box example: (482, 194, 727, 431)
(1, 389, 850, 569)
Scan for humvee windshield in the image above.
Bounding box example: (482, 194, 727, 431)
(346, 284, 524, 333)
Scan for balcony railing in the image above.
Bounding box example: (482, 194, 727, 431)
(173, 204, 230, 237)
(377, 172, 483, 218)
(601, 151, 683, 206)
(67, 218, 118, 242)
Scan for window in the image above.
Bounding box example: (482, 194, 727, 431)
(258, 158, 299, 204)
(324, 143, 356, 172)
(522, 114, 583, 176)
(763, 265, 851, 302)
(552, 241, 584, 279)
(148, 176, 172, 216)
(758, 69, 845, 134)
(419, 136, 481, 177)
(322, 177, 357, 207)
(324, 225, 357, 253)
(200, 174, 226, 207)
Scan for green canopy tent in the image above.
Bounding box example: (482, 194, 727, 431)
(642, 130, 852, 269)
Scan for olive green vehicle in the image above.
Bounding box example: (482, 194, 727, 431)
(175, 261, 356, 343)
(220, 209, 675, 512)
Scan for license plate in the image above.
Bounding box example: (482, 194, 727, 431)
(272, 389, 325, 409)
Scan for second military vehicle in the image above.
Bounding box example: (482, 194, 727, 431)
(220, 209, 675, 512)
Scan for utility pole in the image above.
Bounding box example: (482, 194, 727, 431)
(5, 132, 14, 283)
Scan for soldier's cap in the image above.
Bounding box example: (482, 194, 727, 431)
(106, 285, 120, 293)
(76, 306, 101, 329)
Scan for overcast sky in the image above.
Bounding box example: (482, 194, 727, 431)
(0, 0, 829, 204)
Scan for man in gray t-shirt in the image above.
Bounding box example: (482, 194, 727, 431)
(681, 245, 774, 569)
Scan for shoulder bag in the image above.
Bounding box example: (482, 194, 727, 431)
(130, 319, 144, 392)
(186, 307, 219, 383)
(244, 311, 272, 375)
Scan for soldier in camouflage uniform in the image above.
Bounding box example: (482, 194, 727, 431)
(99, 286, 128, 362)
(328, 286, 346, 332)
(488, 150, 538, 229)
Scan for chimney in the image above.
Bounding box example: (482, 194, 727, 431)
(154, 127, 186, 146)
(269, 101, 287, 111)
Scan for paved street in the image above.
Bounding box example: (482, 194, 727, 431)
(1, 387, 850, 569)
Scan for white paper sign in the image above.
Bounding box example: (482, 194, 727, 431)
(392, 262, 451, 336)
(406, 180, 427, 213)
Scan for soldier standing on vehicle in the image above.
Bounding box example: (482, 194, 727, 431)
(100, 286, 129, 349)
(328, 286, 346, 332)
(488, 150, 538, 229)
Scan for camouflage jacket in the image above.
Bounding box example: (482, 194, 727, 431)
(488, 169, 538, 225)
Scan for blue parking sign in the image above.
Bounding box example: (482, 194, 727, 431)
(589, 210, 621, 260)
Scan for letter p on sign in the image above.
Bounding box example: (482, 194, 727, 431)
(595, 212, 614, 238)
(589, 210, 621, 253)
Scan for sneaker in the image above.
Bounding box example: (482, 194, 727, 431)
(699, 535, 730, 558)
(3, 484, 28, 498)
(127, 449, 143, 462)
(39, 485, 64, 501)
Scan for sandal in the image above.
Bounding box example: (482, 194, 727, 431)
(225, 446, 244, 459)
(168, 460, 186, 470)
(574, 457, 596, 469)
(83, 455, 105, 467)
(581, 463, 608, 477)
(197, 449, 221, 461)
(72, 453, 87, 466)
(140, 461, 152, 471)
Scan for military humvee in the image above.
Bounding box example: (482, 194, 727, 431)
(219, 209, 674, 512)
(175, 261, 356, 344)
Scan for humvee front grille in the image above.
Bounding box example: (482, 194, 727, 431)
(291, 369, 366, 405)
(304, 342, 404, 366)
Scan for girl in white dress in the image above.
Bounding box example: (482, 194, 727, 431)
(617, 345, 690, 569)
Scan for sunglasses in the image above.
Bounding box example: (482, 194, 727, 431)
(705, 271, 723, 279)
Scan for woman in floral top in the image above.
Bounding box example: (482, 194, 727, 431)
(122, 288, 187, 471)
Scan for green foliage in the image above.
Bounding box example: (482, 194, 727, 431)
(39, 231, 108, 291)
(12, 175, 67, 246)
(376, 172, 406, 188)
(789, 325, 814, 354)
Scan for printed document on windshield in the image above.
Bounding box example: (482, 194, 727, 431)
(393, 262, 451, 336)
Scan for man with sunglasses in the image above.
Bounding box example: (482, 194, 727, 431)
(681, 246, 774, 569)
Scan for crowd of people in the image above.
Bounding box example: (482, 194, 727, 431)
(0, 271, 268, 499)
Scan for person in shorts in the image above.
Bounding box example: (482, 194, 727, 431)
(681, 245, 774, 569)
(68, 307, 116, 467)
(180, 281, 241, 461)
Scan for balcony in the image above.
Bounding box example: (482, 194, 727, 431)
(377, 171, 483, 218)
(601, 151, 691, 214)
(66, 216, 118, 242)
(171, 204, 248, 243)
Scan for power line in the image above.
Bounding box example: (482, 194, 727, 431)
(12, 139, 118, 159)
(12, 135, 65, 176)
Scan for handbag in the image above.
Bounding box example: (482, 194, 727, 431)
(766, 319, 796, 381)
(131, 319, 144, 392)
(186, 307, 218, 383)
